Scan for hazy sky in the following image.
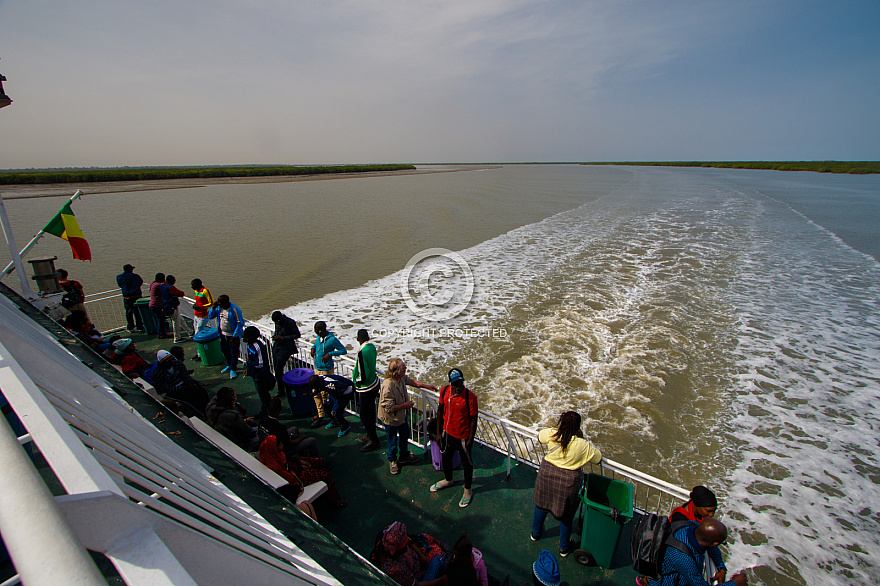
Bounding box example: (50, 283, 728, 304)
(1, 0, 878, 167)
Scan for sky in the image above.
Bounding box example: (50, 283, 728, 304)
(0, 0, 878, 167)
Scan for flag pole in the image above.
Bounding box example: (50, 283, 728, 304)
(0, 190, 83, 281)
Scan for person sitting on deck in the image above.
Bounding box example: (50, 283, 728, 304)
(205, 387, 258, 451)
(636, 518, 747, 586)
(258, 434, 346, 509)
(111, 338, 149, 379)
(368, 521, 448, 586)
(257, 397, 320, 459)
(63, 310, 104, 348)
(150, 349, 209, 418)
(445, 531, 489, 586)
(308, 373, 354, 438)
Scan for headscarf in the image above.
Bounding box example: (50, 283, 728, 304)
(691, 485, 718, 508)
(113, 338, 132, 351)
(382, 521, 409, 555)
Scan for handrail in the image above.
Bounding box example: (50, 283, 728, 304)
(87, 290, 692, 515)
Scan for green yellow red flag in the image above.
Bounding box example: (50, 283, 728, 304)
(42, 201, 91, 261)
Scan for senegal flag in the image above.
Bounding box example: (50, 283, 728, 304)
(42, 202, 91, 261)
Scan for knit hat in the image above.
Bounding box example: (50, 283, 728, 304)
(157, 350, 171, 361)
(113, 338, 132, 351)
(690, 486, 718, 508)
(533, 550, 560, 586)
(382, 522, 409, 555)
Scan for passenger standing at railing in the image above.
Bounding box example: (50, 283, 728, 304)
(148, 273, 170, 339)
(190, 278, 215, 335)
(309, 321, 347, 428)
(160, 275, 189, 343)
(430, 368, 479, 508)
(353, 329, 381, 452)
(208, 295, 244, 379)
(116, 264, 144, 332)
(271, 310, 301, 397)
(531, 411, 602, 558)
(378, 358, 437, 476)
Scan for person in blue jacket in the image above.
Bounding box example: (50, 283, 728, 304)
(309, 321, 347, 427)
(116, 264, 144, 332)
(637, 518, 747, 586)
(208, 295, 245, 379)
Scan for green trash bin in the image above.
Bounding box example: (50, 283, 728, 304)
(578, 473, 634, 568)
(193, 327, 225, 366)
(134, 298, 157, 335)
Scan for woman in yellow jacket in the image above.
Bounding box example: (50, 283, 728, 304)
(531, 411, 602, 558)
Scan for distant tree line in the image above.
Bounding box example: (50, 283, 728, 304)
(0, 164, 417, 185)
(582, 161, 879, 174)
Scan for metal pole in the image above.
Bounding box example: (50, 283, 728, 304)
(0, 413, 105, 585)
(0, 192, 35, 298)
(0, 190, 83, 279)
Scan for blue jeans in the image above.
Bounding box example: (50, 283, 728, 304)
(384, 421, 411, 462)
(532, 506, 574, 552)
(327, 393, 351, 431)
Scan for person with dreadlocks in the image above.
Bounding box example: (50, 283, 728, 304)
(530, 411, 602, 558)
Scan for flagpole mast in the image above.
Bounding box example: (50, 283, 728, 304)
(0, 192, 36, 298)
(0, 190, 83, 280)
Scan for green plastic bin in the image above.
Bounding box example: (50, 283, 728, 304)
(193, 327, 225, 367)
(579, 473, 634, 568)
(134, 298, 157, 335)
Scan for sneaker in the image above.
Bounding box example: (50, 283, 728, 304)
(310, 417, 327, 428)
(530, 531, 541, 542)
(559, 543, 574, 558)
(325, 421, 340, 429)
(399, 453, 420, 465)
(221, 366, 231, 374)
(389, 460, 400, 475)
(191, 355, 201, 361)
(337, 427, 351, 438)
(360, 441, 380, 453)
(229, 371, 238, 379)
(173, 337, 190, 343)
(459, 488, 473, 508)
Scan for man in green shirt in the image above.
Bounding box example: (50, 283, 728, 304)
(352, 329, 380, 452)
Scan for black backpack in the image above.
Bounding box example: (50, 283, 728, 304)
(630, 513, 691, 579)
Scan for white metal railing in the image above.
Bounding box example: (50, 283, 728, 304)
(85, 291, 691, 515)
(0, 289, 345, 585)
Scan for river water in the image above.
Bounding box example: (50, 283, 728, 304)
(2, 165, 879, 584)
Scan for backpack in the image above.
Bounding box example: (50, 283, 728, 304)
(61, 284, 84, 307)
(630, 513, 691, 579)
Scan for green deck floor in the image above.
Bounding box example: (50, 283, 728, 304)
(126, 329, 642, 585)
(9, 290, 643, 586)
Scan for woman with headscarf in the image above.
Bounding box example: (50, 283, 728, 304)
(666, 485, 726, 584)
(531, 411, 602, 558)
(670, 485, 718, 523)
(258, 434, 347, 509)
(369, 521, 448, 586)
